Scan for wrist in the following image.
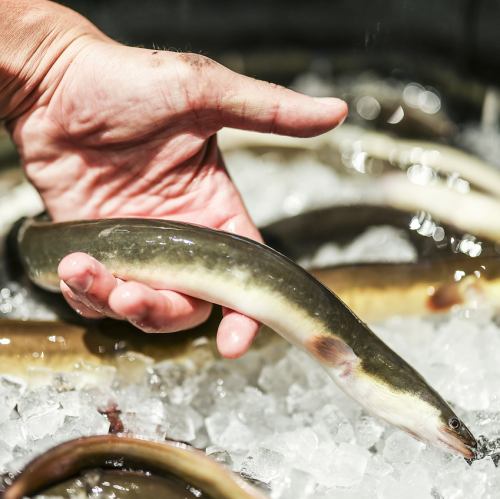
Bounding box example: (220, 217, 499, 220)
(0, 1, 108, 121)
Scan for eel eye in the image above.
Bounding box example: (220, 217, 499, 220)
(449, 417, 461, 430)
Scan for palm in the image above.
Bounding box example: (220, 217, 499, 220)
(8, 40, 347, 357)
(13, 46, 252, 235)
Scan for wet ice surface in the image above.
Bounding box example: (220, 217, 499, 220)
(0, 282, 58, 321)
(2, 303, 500, 498)
(299, 225, 417, 268)
(224, 150, 381, 227)
(0, 169, 54, 321)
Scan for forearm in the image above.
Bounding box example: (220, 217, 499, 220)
(0, 0, 106, 121)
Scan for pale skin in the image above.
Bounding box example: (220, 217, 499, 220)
(1, 1, 348, 358)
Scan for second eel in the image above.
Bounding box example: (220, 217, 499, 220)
(16, 217, 477, 458)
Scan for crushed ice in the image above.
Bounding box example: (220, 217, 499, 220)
(0, 282, 58, 321)
(2, 303, 500, 497)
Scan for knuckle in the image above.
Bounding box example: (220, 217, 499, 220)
(179, 53, 215, 72)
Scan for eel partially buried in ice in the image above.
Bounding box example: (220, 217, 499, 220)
(311, 255, 500, 323)
(3, 435, 264, 499)
(16, 217, 477, 458)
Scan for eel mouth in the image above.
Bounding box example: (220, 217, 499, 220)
(438, 426, 477, 459)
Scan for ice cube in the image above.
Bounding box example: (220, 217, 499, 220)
(328, 443, 370, 488)
(282, 428, 319, 464)
(0, 376, 26, 423)
(115, 352, 154, 385)
(227, 350, 264, 385)
(313, 404, 355, 444)
(121, 409, 166, 441)
(0, 440, 13, 470)
(286, 384, 329, 415)
(25, 409, 65, 441)
(71, 363, 116, 390)
(192, 363, 247, 415)
(382, 431, 424, 465)
(0, 419, 27, 449)
(270, 467, 315, 499)
(205, 412, 254, 453)
(206, 445, 233, 467)
(365, 454, 393, 478)
(240, 447, 285, 484)
(58, 390, 89, 418)
(377, 475, 405, 499)
(164, 404, 198, 443)
(151, 360, 189, 398)
(258, 355, 307, 395)
(62, 410, 110, 439)
(235, 387, 277, 430)
(399, 464, 433, 499)
(434, 461, 487, 499)
(355, 415, 385, 449)
(17, 386, 59, 420)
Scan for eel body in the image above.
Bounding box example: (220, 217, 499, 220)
(3, 435, 264, 499)
(16, 217, 476, 457)
(261, 204, 494, 262)
(312, 255, 500, 322)
(0, 313, 222, 378)
(1, 254, 497, 377)
(219, 125, 500, 198)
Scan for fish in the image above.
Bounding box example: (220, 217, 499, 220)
(260, 204, 494, 262)
(16, 216, 477, 458)
(3, 253, 496, 373)
(2, 435, 264, 499)
(219, 125, 500, 199)
(378, 172, 500, 242)
(310, 255, 500, 323)
(0, 313, 221, 378)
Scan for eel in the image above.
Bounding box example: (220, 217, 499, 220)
(378, 172, 500, 242)
(218, 125, 500, 199)
(3, 435, 264, 499)
(260, 204, 495, 262)
(16, 217, 477, 458)
(0, 312, 222, 378)
(311, 255, 500, 323)
(2, 253, 497, 375)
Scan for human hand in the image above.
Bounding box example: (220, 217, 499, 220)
(5, 6, 347, 358)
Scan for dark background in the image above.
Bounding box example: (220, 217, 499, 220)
(61, 0, 500, 86)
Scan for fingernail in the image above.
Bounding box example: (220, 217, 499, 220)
(312, 96, 344, 105)
(65, 274, 93, 293)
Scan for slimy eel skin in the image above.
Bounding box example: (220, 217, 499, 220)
(16, 217, 476, 457)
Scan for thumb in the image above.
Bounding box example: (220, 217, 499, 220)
(211, 65, 348, 137)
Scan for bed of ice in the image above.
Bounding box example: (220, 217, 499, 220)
(2, 83, 500, 498)
(2, 301, 500, 498)
(1, 210, 500, 498)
